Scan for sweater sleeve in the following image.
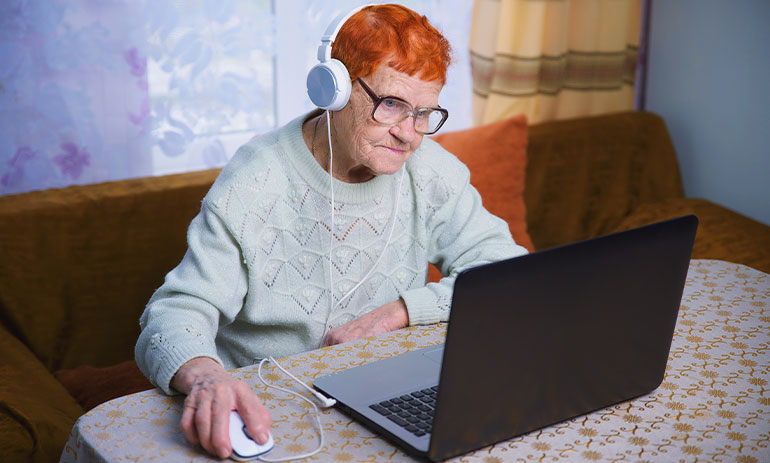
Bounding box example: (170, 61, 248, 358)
(400, 171, 528, 325)
(135, 202, 248, 395)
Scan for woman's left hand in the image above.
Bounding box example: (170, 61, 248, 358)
(322, 299, 409, 346)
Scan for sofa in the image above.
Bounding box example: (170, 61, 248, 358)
(1, 110, 769, 462)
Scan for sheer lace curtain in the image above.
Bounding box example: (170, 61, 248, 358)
(0, 0, 472, 196)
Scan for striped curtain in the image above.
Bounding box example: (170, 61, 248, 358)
(470, 0, 642, 125)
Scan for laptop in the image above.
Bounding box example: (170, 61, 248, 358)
(313, 215, 698, 461)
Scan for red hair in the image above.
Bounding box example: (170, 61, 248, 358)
(331, 4, 452, 85)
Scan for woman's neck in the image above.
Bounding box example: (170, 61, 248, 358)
(303, 113, 375, 183)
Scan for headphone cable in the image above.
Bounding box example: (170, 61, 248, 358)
(321, 110, 406, 340)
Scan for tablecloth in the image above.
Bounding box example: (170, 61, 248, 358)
(60, 260, 770, 462)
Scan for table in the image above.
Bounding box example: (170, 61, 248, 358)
(60, 260, 770, 462)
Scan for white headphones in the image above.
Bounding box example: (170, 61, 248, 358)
(306, 4, 373, 111)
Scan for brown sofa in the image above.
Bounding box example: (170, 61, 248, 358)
(1, 111, 769, 462)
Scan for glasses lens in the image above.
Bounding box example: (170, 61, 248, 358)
(374, 98, 410, 125)
(373, 98, 447, 134)
(425, 109, 446, 134)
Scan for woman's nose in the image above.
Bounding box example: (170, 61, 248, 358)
(390, 116, 417, 142)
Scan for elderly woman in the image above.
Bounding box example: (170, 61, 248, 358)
(135, 3, 527, 459)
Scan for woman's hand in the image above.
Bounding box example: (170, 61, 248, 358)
(323, 298, 410, 347)
(171, 357, 272, 459)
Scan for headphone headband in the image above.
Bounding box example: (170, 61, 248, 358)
(317, 4, 371, 63)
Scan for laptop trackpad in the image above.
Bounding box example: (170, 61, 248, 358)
(422, 344, 444, 364)
(314, 343, 444, 407)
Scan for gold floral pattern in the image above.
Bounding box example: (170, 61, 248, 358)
(60, 260, 769, 462)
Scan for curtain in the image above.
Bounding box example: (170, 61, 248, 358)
(0, 0, 274, 196)
(0, 0, 473, 197)
(470, 0, 641, 125)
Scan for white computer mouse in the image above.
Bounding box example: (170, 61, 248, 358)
(229, 410, 274, 461)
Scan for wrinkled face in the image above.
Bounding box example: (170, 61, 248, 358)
(330, 66, 443, 182)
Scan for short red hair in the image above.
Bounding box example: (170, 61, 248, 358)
(331, 4, 452, 85)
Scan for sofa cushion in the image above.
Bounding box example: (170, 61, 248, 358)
(54, 360, 155, 412)
(429, 115, 533, 283)
(525, 111, 685, 250)
(0, 323, 83, 463)
(432, 114, 533, 253)
(610, 198, 770, 274)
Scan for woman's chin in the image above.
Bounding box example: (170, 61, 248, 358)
(374, 162, 407, 177)
(377, 152, 412, 175)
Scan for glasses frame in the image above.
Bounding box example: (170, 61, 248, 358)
(357, 78, 448, 135)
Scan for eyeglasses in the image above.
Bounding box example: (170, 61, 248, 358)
(357, 79, 448, 135)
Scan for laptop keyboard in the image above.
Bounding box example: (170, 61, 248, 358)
(368, 386, 438, 437)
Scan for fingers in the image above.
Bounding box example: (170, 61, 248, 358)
(324, 300, 409, 347)
(180, 397, 200, 446)
(236, 386, 272, 445)
(322, 330, 337, 347)
(193, 396, 218, 456)
(179, 373, 273, 459)
(183, 397, 224, 458)
(210, 398, 232, 458)
(322, 326, 349, 346)
(323, 316, 373, 347)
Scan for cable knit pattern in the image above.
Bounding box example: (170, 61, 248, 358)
(136, 111, 528, 394)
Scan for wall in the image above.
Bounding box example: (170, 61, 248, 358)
(645, 0, 770, 225)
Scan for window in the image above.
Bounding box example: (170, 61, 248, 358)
(0, 0, 472, 195)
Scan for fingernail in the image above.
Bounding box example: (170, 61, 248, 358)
(219, 447, 229, 458)
(258, 432, 269, 444)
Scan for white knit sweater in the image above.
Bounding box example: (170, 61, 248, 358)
(136, 112, 528, 394)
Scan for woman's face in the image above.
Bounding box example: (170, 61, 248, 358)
(330, 66, 443, 182)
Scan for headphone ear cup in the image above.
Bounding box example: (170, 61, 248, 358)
(307, 58, 351, 111)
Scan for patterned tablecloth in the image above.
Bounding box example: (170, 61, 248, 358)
(61, 260, 770, 462)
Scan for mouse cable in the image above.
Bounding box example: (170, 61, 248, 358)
(255, 357, 334, 461)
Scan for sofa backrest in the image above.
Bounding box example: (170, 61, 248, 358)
(524, 111, 685, 250)
(0, 110, 685, 372)
(0, 169, 220, 371)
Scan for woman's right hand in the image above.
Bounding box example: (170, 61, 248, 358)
(171, 356, 272, 459)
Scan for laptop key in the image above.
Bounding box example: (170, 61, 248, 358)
(414, 430, 427, 436)
(369, 404, 391, 415)
(416, 421, 431, 430)
(387, 415, 409, 427)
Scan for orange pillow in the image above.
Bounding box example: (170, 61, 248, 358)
(429, 115, 533, 282)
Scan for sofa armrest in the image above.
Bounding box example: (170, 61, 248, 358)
(0, 169, 220, 371)
(0, 323, 84, 463)
(609, 198, 770, 274)
(525, 111, 685, 250)
(54, 360, 154, 412)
